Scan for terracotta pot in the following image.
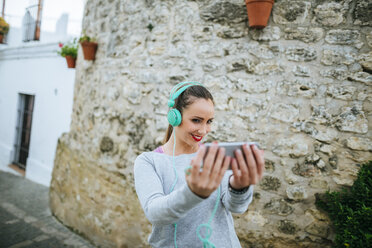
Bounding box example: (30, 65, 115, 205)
(65, 55, 76, 68)
(80, 41, 98, 60)
(245, 0, 274, 29)
(0, 34, 4, 44)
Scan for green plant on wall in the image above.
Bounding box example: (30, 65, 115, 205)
(57, 38, 78, 58)
(0, 17, 9, 35)
(316, 161, 372, 248)
(78, 31, 96, 43)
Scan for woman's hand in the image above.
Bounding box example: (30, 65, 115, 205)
(185, 142, 231, 198)
(230, 144, 265, 190)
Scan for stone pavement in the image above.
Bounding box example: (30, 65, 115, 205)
(0, 171, 96, 248)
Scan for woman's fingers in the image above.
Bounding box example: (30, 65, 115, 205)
(253, 147, 265, 180)
(219, 156, 231, 181)
(210, 147, 225, 182)
(243, 144, 258, 184)
(231, 158, 240, 182)
(201, 142, 218, 177)
(235, 148, 248, 176)
(190, 145, 206, 180)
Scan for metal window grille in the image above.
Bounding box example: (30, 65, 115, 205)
(13, 94, 35, 169)
(22, 0, 43, 42)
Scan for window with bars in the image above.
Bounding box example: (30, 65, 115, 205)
(22, 0, 43, 42)
(13, 94, 35, 169)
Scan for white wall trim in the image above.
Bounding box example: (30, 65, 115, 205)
(0, 42, 62, 60)
(0, 141, 13, 167)
(26, 157, 53, 187)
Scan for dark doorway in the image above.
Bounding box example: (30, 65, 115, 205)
(13, 94, 35, 169)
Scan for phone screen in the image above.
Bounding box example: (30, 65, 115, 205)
(204, 142, 259, 158)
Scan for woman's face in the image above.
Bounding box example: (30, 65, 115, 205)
(176, 97, 215, 146)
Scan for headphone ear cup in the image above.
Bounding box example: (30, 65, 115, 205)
(167, 109, 182, 127)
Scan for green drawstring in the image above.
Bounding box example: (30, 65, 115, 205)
(170, 129, 220, 247)
(170, 130, 178, 248)
(196, 187, 220, 248)
(170, 129, 178, 193)
(174, 223, 178, 248)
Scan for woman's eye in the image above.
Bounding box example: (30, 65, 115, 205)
(207, 119, 213, 124)
(192, 119, 201, 123)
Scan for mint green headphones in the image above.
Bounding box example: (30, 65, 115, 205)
(167, 81, 202, 127)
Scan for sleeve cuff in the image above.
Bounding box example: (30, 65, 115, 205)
(228, 184, 254, 201)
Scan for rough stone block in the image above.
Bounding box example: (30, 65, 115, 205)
(227, 58, 247, 72)
(217, 24, 247, 39)
(250, 26, 281, 41)
(366, 31, 372, 48)
(353, 0, 372, 26)
(264, 198, 294, 216)
(313, 2, 347, 26)
(199, 1, 247, 24)
(309, 178, 329, 189)
(347, 72, 372, 85)
(305, 221, 330, 238)
(281, 79, 316, 98)
(247, 44, 275, 59)
(247, 61, 284, 75)
(100, 136, 114, 153)
(358, 52, 372, 73)
(284, 27, 323, 43)
(270, 103, 299, 123)
(345, 137, 372, 151)
(273, 1, 311, 24)
(260, 176, 281, 191)
(310, 105, 332, 125)
(286, 47, 317, 62)
(320, 67, 348, 80)
(233, 78, 271, 94)
(264, 160, 275, 173)
(327, 85, 356, 100)
(273, 137, 309, 158)
(321, 49, 356, 66)
(286, 186, 308, 201)
(292, 162, 319, 177)
(293, 65, 311, 77)
(335, 106, 368, 134)
(325, 30, 362, 48)
(317, 144, 336, 156)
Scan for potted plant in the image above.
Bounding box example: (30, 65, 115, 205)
(79, 33, 98, 60)
(57, 39, 78, 68)
(0, 17, 9, 44)
(245, 0, 274, 29)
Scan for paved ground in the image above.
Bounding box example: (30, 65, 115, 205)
(0, 170, 96, 248)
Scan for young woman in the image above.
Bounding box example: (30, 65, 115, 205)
(134, 82, 265, 248)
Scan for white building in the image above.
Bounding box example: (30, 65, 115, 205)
(0, 0, 84, 186)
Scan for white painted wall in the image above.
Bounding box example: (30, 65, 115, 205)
(0, 0, 84, 186)
(0, 43, 76, 186)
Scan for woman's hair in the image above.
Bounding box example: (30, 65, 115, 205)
(163, 85, 214, 144)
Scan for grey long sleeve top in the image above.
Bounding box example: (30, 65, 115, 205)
(134, 151, 254, 248)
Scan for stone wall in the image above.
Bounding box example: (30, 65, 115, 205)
(49, 0, 372, 247)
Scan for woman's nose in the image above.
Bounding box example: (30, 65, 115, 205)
(198, 124, 208, 135)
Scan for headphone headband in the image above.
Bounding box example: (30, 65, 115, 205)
(168, 81, 202, 107)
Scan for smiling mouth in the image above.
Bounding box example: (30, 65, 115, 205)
(191, 134, 203, 142)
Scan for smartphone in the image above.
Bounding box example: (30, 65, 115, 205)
(204, 142, 260, 158)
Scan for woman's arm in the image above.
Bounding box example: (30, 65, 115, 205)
(134, 153, 205, 226)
